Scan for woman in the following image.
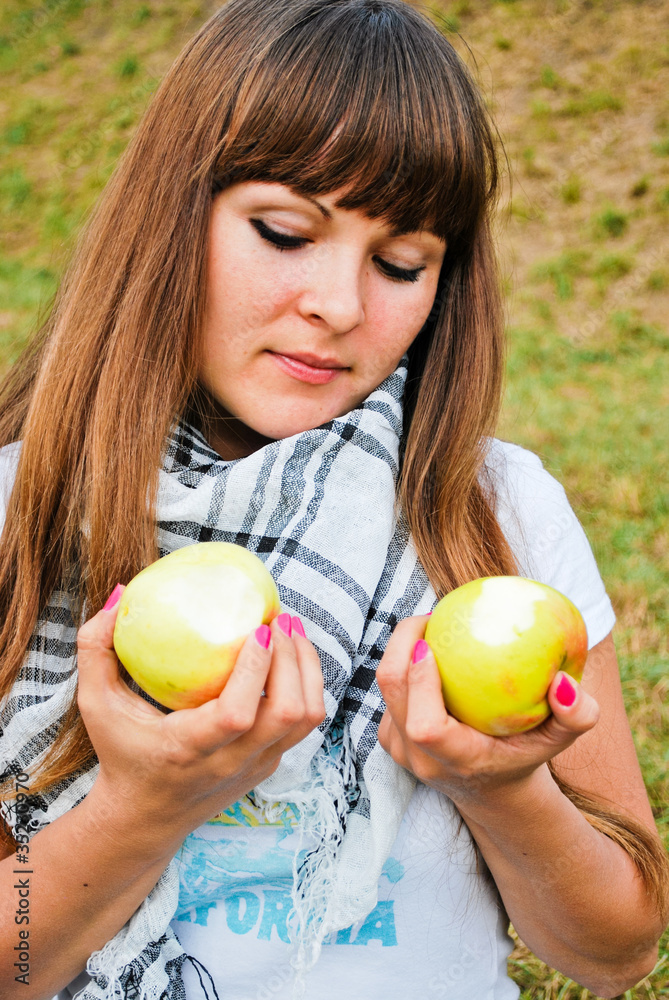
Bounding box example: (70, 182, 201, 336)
(0, 1, 667, 998)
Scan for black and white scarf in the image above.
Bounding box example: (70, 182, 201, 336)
(0, 355, 437, 999)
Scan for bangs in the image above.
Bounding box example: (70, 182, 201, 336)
(212, 0, 497, 245)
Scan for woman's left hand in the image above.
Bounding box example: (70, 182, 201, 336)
(377, 614, 601, 808)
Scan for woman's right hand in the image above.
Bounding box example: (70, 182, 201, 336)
(76, 588, 326, 853)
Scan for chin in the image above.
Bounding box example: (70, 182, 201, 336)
(257, 418, 328, 440)
(253, 402, 355, 441)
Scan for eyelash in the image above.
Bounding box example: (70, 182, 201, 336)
(250, 218, 425, 284)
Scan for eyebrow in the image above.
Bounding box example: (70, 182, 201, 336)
(289, 187, 445, 249)
(290, 188, 332, 220)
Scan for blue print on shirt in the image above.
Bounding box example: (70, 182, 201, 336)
(329, 902, 397, 947)
(382, 856, 405, 884)
(175, 830, 403, 946)
(224, 891, 262, 934)
(178, 889, 398, 947)
(174, 790, 404, 946)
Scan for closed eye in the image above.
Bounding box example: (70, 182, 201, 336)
(250, 218, 426, 284)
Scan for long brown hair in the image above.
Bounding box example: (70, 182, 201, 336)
(1, 0, 667, 918)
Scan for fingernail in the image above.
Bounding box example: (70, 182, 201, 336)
(277, 613, 292, 637)
(103, 584, 123, 612)
(412, 639, 429, 664)
(291, 616, 306, 638)
(556, 673, 576, 707)
(427, 611, 432, 615)
(255, 624, 271, 649)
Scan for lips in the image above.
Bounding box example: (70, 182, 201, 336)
(268, 351, 348, 385)
(272, 351, 348, 370)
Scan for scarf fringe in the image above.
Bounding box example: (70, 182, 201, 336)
(251, 723, 357, 998)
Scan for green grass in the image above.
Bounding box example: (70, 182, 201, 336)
(647, 270, 668, 292)
(495, 34, 513, 50)
(116, 54, 140, 77)
(596, 206, 629, 239)
(560, 90, 624, 117)
(529, 251, 591, 300)
(631, 175, 651, 198)
(539, 65, 560, 89)
(651, 136, 669, 157)
(1, 0, 668, 997)
(429, 5, 461, 33)
(560, 175, 582, 204)
(500, 317, 669, 996)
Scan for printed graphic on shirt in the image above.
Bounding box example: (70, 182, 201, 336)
(174, 799, 405, 948)
(209, 795, 301, 828)
(174, 714, 402, 947)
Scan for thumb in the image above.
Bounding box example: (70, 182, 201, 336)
(76, 585, 138, 712)
(77, 585, 125, 666)
(545, 671, 600, 737)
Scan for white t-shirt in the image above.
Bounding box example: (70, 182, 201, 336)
(167, 439, 616, 1000)
(0, 438, 617, 1000)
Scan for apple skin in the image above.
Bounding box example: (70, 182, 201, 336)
(423, 576, 588, 736)
(113, 541, 281, 711)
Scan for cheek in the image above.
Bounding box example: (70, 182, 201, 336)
(367, 282, 438, 354)
(205, 252, 294, 351)
(206, 206, 297, 327)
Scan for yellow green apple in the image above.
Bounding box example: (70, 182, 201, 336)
(113, 541, 281, 710)
(424, 576, 588, 736)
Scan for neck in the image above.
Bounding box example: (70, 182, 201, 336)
(187, 383, 276, 461)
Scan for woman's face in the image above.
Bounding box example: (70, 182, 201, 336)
(199, 181, 446, 460)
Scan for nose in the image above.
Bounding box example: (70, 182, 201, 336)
(296, 243, 366, 334)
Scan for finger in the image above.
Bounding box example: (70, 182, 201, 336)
(513, 672, 600, 764)
(262, 613, 301, 707)
(291, 616, 327, 728)
(378, 709, 393, 754)
(376, 614, 432, 730)
(243, 615, 326, 754)
(198, 623, 274, 747)
(403, 640, 453, 753)
(545, 671, 600, 739)
(377, 713, 409, 770)
(245, 614, 309, 746)
(171, 616, 308, 757)
(79, 587, 187, 734)
(77, 585, 142, 714)
(77, 584, 124, 651)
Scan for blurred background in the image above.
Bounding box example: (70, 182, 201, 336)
(1, 1, 667, 996)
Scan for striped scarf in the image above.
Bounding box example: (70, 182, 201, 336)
(0, 354, 436, 999)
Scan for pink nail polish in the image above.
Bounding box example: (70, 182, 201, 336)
(556, 673, 576, 707)
(412, 639, 429, 664)
(103, 584, 123, 611)
(426, 611, 432, 616)
(255, 624, 271, 649)
(291, 616, 306, 638)
(277, 613, 292, 637)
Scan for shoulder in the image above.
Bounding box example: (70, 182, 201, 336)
(482, 438, 573, 536)
(484, 436, 560, 493)
(481, 438, 616, 650)
(0, 441, 22, 537)
(482, 438, 581, 540)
